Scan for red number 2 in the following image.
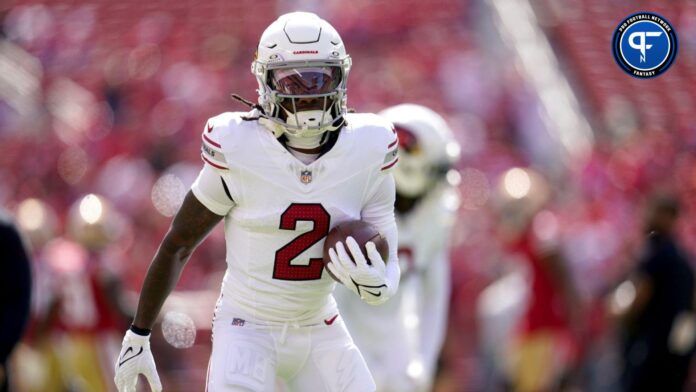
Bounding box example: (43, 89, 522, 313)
(273, 203, 331, 281)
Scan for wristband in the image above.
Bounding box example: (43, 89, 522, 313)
(130, 324, 152, 336)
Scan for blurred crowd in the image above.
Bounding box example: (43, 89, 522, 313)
(1, 0, 696, 391)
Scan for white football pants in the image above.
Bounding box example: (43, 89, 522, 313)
(206, 314, 375, 391)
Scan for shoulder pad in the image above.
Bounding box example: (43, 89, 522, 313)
(346, 113, 399, 172)
(199, 112, 251, 170)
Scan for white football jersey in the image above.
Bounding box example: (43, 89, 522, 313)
(191, 111, 399, 325)
(334, 185, 459, 391)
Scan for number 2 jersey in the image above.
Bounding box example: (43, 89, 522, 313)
(190, 111, 399, 324)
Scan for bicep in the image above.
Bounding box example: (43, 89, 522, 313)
(361, 174, 397, 262)
(361, 174, 396, 227)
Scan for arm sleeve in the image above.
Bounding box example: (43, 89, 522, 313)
(419, 247, 451, 378)
(191, 164, 235, 216)
(361, 174, 400, 295)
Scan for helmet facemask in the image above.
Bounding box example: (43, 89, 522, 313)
(253, 58, 351, 138)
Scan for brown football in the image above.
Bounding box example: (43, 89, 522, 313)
(323, 220, 389, 282)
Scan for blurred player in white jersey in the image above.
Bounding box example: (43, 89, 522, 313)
(113, 12, 401, 392)
(335, 104, 461, 392)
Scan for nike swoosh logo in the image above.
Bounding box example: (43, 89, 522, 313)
(324, 314, 339, 325)
(350, 277, 386, 298)
(363, 289, 381, 297)
(207, 123, 213, 133)
(119, 346, 144, 367)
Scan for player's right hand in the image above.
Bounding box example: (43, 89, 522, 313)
(114, 330, 162, 392)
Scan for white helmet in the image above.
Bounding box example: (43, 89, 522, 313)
(379, 104, 461, 197)
(252, 12, 351, 139)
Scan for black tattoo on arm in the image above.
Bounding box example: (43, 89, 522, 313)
(133, 191, 224, 330)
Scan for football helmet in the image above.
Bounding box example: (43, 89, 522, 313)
(379, 104, 461, 197)
(252, 12, 351, 139)
(67, 193, 124, 251)
(493, 166, 551, 233)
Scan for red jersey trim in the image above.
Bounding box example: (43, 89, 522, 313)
(201, 154, 228, 170)
(381, 157, 399, 171)
(203, 134, 221, 148)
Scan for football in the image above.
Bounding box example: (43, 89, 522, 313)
(323, 220, 389, 282)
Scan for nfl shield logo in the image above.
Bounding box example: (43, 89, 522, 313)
(300, 170, 312, 184)
(231, 318, 245, 326)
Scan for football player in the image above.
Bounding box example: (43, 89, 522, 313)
(335, 104, 461, 392)
(112, 12, 400, 392)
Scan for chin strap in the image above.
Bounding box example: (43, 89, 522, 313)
(231, 93, 285, 137)
(231, 93, 346, 141)
(231, 94, 263, 111)
(259, 117, 286, 138)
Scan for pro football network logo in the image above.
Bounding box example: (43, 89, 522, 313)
(612, 12, 677, 78)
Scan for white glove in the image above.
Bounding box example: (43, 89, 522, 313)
(114, 330, 162, 392)
(327, 236, 394, 305)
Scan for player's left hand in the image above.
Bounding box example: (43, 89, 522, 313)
(327, 236, 393, 305)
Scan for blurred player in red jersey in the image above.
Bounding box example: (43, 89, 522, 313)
(495, 168, 583, 392)
(18, 195, 130, 391)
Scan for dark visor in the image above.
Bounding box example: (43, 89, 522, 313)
(270, 67, 342, 96)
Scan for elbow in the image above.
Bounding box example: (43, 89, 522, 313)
(160, 233, 196, 264)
